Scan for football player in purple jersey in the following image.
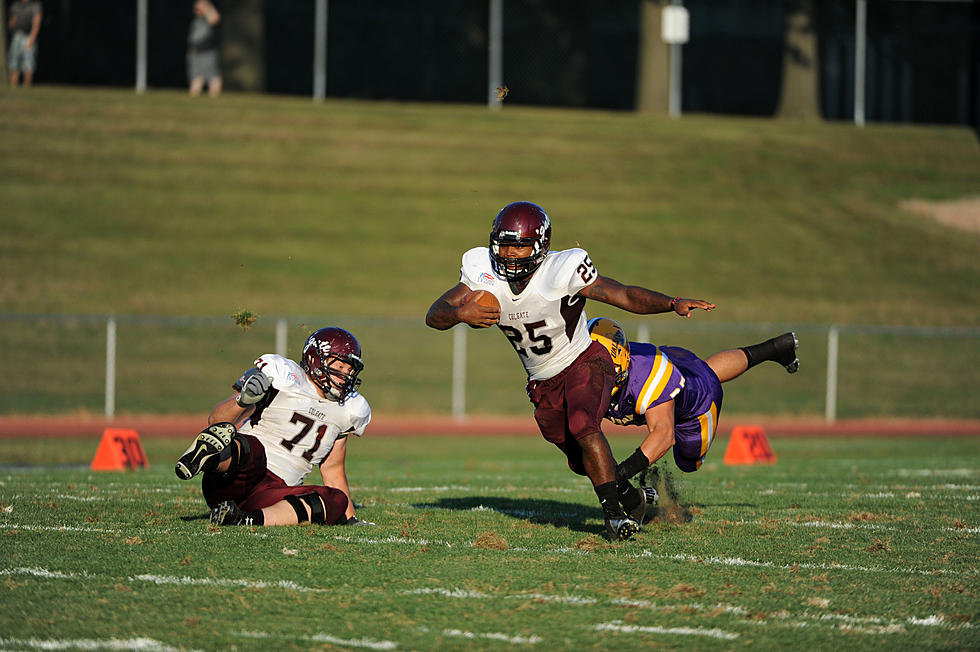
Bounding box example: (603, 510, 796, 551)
(587, 317, 798, 484)
(175, 327, 375, 528)
(426, 201, 715, 540)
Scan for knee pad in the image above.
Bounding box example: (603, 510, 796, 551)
(284, 492, 326, 524)
(221, 434, 252, 474)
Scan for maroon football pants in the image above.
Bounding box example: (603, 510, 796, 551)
(526, 340, 617, 476)
(201, 434, 349, 525)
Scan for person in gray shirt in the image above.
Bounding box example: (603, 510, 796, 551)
(187, 0, 221, 96)
(7, 0, 42, 87)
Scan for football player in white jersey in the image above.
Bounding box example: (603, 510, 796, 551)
(426, 201, 715, 540)
(175, 327, 374, 528)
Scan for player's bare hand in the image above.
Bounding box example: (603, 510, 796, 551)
(674, 298, 715, 317)
(457, 292, 500, 328)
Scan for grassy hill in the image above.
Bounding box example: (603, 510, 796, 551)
(0, 86, 977, 418)
(1, 86, 977, 324)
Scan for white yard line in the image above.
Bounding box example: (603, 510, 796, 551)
(1, 566, 324, 593)
(648, 551, 977, 577)
(0, 566, 89, 579)
(332, 534, 453, 547)
(403, 587, 491, 598)
(894, 469, 977, 478)
(0, 523, 120, 534)
(400, 585, 976, 635)
(131, 573, 324, 593)
(733, 518, 895, 531)
(0, 637, 197, 651)
(238, 630, 397, 650)
(386, 485, 579, 494)
(442, 629, 542, 645)
(595, 620, 739, 640)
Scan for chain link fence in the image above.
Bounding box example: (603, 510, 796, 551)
(12, 0, 978, 124)
(1, 314, 976, 421)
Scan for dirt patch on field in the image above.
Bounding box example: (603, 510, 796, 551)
(901, 197, 980, 234)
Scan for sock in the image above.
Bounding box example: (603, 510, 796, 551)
(740, 338, 778, 369)
(595, 481, 624, 520)
(616, 448, 651, 482)
(618, 480, 643, 513)
(742, 332, 796, 370)
(244, 509, 264, 525)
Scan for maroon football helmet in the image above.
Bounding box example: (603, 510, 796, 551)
(301, 327, 364, 403)
(489, 201, 552, 281)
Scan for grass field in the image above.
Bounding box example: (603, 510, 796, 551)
(1, 433, 977, 650)
(1, 87, 976, 648)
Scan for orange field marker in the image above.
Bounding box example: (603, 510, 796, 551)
(723, 425, 777, 465)
(91, 428, 150, 471)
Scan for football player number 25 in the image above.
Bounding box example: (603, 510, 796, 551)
(500, 320, 552, 357)
(282, 412, 329, 461)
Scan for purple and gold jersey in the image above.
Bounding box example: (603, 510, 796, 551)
(606, 342, 685, 426)
(607, 343, 724, 472)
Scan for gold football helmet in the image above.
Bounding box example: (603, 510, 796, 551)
(587, 317, 631, 386)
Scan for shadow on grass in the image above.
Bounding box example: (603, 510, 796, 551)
(415, 496, 600, 535)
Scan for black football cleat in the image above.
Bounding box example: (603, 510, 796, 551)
(625, 483, 650, 526)
(773, 332, 799, 374)
(175, 422, 236, 480)
(209, 500, 255, 526)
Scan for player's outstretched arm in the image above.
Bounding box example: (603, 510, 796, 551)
(426, 283, 499, 330)
(580, 276, 715, 317)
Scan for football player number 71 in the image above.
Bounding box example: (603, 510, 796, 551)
(282, 412, 330, 462)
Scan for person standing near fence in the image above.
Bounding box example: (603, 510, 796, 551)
(7, 0, 41, 87)
(425, 201, 715, 540)
(186, 0, 221, 97)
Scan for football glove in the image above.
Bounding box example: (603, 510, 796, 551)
(344, 515, 376, 526)
(236, 368, 271, 407)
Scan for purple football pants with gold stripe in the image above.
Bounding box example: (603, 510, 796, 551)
(660, 346, 725, 472)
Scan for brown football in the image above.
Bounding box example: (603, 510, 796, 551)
(468, 290, 500, 309)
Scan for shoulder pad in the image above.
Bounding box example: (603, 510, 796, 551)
(254, 354, 306, 390)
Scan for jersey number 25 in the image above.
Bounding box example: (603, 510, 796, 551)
(499, 320, 552, 357)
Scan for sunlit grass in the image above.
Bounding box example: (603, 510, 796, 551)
(0, 434, 976, 650)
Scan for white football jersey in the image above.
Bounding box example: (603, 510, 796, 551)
(460, 246, 598, 381)
(237, 354, 371, 487)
